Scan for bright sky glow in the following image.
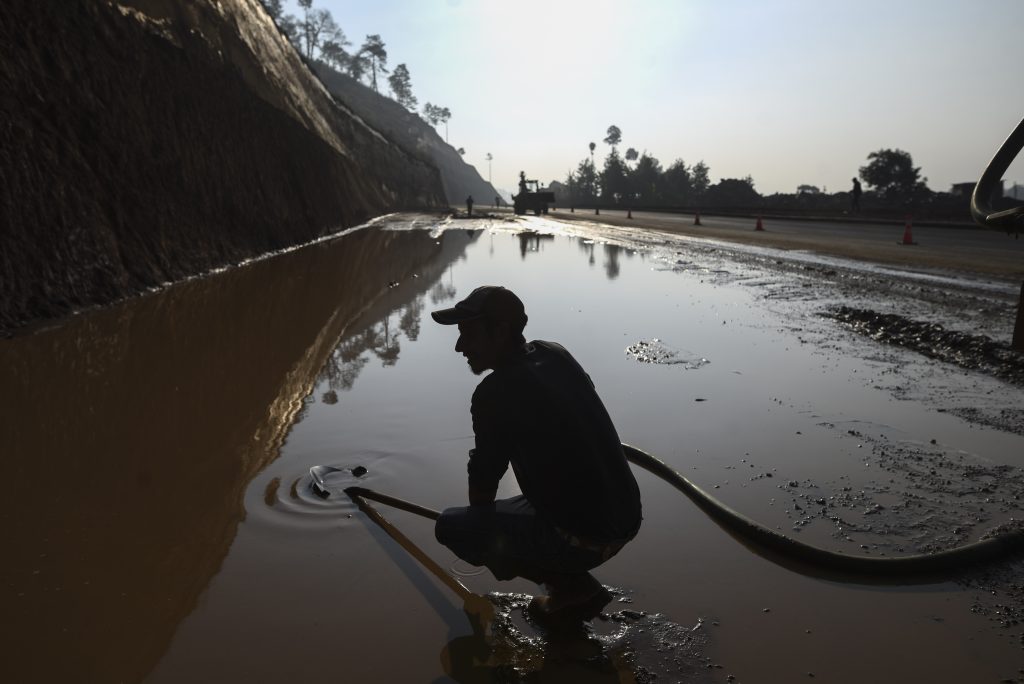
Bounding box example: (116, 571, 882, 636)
(286, 0, 1024, 197)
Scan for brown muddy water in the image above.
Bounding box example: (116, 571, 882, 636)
(4, 214, 1024, 683)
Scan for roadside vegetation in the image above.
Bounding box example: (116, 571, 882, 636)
(259, 0, 454, 145)
(558, 126, 1023, 221)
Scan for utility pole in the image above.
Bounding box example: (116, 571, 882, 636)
(486, 153, 493, 184)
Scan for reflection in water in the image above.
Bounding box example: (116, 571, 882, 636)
(431, 266, 458, 305)
(579, 238, 596, 266)
(349, 485, 708, 683)
(315, 237, 472, 394)
(440, 592, 712, 683)
(0, 226, 476, 683)
(604, 243, 621, 280)
(517, 231, 555, 260)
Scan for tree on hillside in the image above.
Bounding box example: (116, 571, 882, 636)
(296, 0, 345, 62)
(278, 13, 301, 47)
(588, 142, 596, 164)
(625, 147, 639, 165)
(438, 106, 451, 142)
(360, 34, 389, 92)
(259, 0, 284, 21)
(604, 125, 622, 149)
(347, 51, 369, 81)
(859, 148, 928, 202)
(423, 103, 442, 127)
(320, 37, 350, 70)
(456, 147, 465, 156)
(387, 63, 417, 110)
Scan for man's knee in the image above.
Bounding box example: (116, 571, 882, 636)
(435, 506, 474, 548)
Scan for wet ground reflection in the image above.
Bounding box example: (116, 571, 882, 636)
(0, 225, 475, 683)
(6, 215, 1024, 683)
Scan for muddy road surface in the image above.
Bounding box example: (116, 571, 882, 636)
(3, 212, 1024, 683)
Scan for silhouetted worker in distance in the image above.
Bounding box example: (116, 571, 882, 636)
(494, 195, 501, 208)
(851, 177, 862, 213)
(518, 171, 528, 196)
(466, 195, 474, 216)
(431, 286, 642, 616)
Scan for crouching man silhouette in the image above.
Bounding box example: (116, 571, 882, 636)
(431, 286, 642, 617)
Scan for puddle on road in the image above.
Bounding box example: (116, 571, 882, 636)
(4, 215, 1024, 683)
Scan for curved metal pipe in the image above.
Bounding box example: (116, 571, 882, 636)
(971, 116, 1024, 235)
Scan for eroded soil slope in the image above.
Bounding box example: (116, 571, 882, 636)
(0, 0, 444, 335)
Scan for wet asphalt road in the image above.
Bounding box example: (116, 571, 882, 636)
(545, 207, 1024, 280)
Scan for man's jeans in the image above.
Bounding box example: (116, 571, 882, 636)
(435, 495, 608, 581)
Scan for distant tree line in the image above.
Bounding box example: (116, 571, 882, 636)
(259, 0, 456, 145)
(560, 127, 990, 219)
(563, 125, 713, 207)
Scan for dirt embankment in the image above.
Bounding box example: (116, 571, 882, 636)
(313, 64, 501, 207)
(0, 0, 445, 336)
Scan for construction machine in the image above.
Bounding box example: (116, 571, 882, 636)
(513, 171, 555, 216)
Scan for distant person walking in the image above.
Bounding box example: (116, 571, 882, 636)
(495, 195, 501, 208)
(466, 195, 474, 217)
(850, 178, 862, 213)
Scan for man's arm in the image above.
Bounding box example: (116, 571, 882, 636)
(468, 482, 497, 506)
(467, 383, 510, 506)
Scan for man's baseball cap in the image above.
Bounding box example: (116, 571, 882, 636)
(431, 285, 527, 329)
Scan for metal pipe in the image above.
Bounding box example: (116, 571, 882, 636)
(345, 488, 470, 601)
(970, 116, 1024, 234)
(345, 486, 440, 520)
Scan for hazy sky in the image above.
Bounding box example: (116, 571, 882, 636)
(286, 0, 1024, 196)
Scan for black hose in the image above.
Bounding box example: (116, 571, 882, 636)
(622, 444, 1024, 583)
(342, 447, 1024, 585)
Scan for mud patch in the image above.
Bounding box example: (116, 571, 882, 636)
(777, 423, 1024, 556)
(945, 407, 1024, 438)
(445, 590, 713, 683)
(626, 339, 710, 368)
(958, 560, 1024, 658)
(825, 306, 1024, 386)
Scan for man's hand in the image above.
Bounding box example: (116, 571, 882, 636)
(468, 483, 497, 506)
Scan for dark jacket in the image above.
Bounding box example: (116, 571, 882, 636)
(467, 340, 642, 543)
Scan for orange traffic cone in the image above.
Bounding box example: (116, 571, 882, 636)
(694, 211, 702, 226)
(755, 215, 764, 231)
(899, 215, 916, 245)
(627, 208, 633, 219)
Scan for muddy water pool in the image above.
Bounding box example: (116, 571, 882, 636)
(4, 215, 1024, 683)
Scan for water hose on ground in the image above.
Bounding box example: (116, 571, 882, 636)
(621, 444, 1024, 582)
(340, 445, 1024, 585)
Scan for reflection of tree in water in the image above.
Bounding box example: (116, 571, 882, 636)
(399, 297, 423, 342)
(373, 313, 401, 367)
(603, 243, 621, 280)
(578, 239, 596, 266)
(317, 294, 431, 392)
(431, 280, 457, 305)
(319, 333, 372, 393)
